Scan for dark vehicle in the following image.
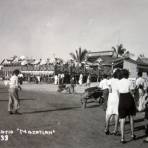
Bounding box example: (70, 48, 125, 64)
(81, 86, 104, 109)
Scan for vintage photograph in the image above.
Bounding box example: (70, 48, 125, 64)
(0, 0, 148, 147)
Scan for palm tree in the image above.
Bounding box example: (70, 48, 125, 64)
(123, 50, 134, 58)
(112, 44, 134, 58)
(112, 44, 126, 58)
(70, 47, 88, 64)
(139, 54, 145, 58)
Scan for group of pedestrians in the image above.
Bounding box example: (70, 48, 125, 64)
(5, 68, 148, 144)
(54, 73, 65, 85)
(99, 69, 148, 144)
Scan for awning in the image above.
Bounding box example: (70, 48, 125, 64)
(21, 60, 28, 65)
(21, 71, 54, 75)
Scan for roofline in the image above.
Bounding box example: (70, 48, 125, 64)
(0, 59, 5, 65)
(137, 57, 148, 66)
(113, 57, 137, 64)
(87, 50, 114, 57)
(87, 50, 114, 54)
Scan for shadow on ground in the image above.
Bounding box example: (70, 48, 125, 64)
(21, 106, 80, 114)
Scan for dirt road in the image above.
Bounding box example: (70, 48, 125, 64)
(0, 83, 147, 148)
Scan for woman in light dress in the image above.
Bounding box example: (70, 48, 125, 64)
(105, 69, 120, 135)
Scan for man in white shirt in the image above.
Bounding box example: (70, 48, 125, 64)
(8, 69, 21, 114)
(99, 74, 109, 111)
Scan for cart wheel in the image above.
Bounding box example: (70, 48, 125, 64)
(57, 89, 61, 92)
(82, 101, 86, 109)
(98, 96, 104, 105)
(67, 87, 71, 94)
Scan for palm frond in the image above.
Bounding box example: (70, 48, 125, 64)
(70, 53, 77, 61)
(112, 47, 116, 52)
(70, 47, 88, 63)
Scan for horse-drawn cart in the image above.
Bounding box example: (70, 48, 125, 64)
(81, 86, 104, 109)
(57, 84, 71, 93)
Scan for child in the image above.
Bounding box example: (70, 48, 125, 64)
(8, 69, 21, 114)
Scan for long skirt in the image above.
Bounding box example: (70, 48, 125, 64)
(118, 93, 136, 119)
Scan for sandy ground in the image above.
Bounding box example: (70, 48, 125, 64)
(0, 82, 147, 148)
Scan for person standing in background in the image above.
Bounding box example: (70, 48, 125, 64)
(8, 69, 21, 114)
(54, 75, 58, 85)
(135, 72, 147, 111)
(136, 72, 145, 98)
(57, 74, 61, 85)
(79, 73, 83, 85)
(18, 73, 23, 85)
(61, 73, 65, 84)
(70, 76, 75, 93)
(143, 88, 148, 143)
(86, 74, 91, 87)
(99, 74, 109, 111)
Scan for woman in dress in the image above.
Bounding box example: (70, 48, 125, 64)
(105, 69, 120, 135)
(117, 69, 136, 143)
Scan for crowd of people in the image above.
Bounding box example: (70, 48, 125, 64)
(4, 68, 148, 144)
(99, 69, 148, 143)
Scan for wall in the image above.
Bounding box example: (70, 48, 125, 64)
(123, 60, 137, 78)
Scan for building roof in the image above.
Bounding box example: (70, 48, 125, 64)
(0, 59, 5, 65)
(137, 57, 148, 65)
(87, 50, 115, 58)
(136, 57, 148, 72)
(87, 50, 137, 67)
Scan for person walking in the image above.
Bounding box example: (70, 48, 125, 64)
(99, 74, 109, 111)
(8, 69, 21, 114)
(105, 70, 120, 135)
(117, 69, 136, 143)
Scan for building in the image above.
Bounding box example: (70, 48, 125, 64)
(0, 56, 54, 79)
(137, 57, 148, 78)
(86, 50, 137, 78)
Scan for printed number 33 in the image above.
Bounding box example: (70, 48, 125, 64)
(1, 135, 8, 141)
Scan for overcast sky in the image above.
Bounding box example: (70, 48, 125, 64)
(0, 0, 148, 61)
